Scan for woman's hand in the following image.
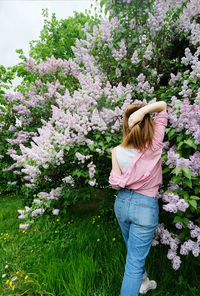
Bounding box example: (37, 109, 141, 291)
(128, 109, 145, 128)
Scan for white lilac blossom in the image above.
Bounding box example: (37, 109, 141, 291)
(52, 209, 59, 215)
(115, 68, 121, 78)
(62, 176, 75, 186)
(33, 199, 42, 205)
(131, 50, 139, 64)
(168, 98, 200, 145)
(168, 73, 182, 86)
(19, 224, 29, 230)
(143, 42, 153, 60)
(31, 208, 45, 217)
(111, 39, 127, 61)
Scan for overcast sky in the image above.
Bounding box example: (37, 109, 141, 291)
(0, 0, 105, 90)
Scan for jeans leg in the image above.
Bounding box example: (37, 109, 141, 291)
(116, 217, 147, 281)
(120, 223, 157, 296)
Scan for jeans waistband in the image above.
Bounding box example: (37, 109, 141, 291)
(119, 188, 157, 200)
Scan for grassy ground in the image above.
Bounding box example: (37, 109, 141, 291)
(0, 193, 199, 296)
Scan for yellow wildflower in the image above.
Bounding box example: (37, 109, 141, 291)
(6, 280, 9, 285)
(25, 275, 28, 280)
(12, 285, 15, 290)
(56, 219, 59, 222)
(68, 221, 70, 224)
(98, 215, 100, 218)
(97, 238, 100, 242)
(9, 281, 12, 286)
(112, 238, 116, 241)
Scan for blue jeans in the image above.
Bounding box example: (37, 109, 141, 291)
(114, 188, 159, 296)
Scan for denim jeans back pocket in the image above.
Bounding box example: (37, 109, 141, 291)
(133, 199, 158, 227)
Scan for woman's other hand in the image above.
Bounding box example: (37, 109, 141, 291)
(128, 109, 144, 128)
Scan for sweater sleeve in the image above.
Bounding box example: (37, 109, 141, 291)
(109, 169, 127, 189)
(153, 111, 168, 146)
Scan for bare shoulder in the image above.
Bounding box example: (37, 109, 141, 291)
(112, 145, 121, 153)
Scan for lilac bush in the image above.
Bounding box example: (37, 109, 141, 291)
(0, 0, 200, 269)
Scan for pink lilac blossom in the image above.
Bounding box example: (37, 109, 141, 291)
(153, 223, 182, 269)
(190, 227, 200, 238)
(162, 192, 189, 213)
(88, 180, 96, 186)
(175, 222, 184, 229)
(24, 57, 36, 72)
(168, 180, 180, 192)
(189, 151, 200, 176)
(172, 255, 181, 270)
(7, 181, 17, 185)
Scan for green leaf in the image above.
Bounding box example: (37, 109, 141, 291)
(173, 216, 182, 223)
(182, 217, 189, 226)
(106, 136, 111, 143)
(190, 195, 200, 200)
(194, 187, 199, 195)
(162, 167, 171, 174)
(183, 139, 197, 150)
(178, 232, 185, 240)
(172, 175, 181, 185)
(171, 167, 182, 176)
(182, 167, 195, 180)
(168, 128, 176, 139)
(183, 191, 189, 199)
(189, 200, 197, 210)
(184, 178, 192, 189)
(177, 141, 184, 150)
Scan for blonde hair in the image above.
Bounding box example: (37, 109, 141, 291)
(121, 104, 155, 152)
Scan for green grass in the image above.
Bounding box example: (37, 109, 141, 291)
(0, 193, 199, 295)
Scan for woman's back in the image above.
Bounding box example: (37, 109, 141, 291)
(109, 111, 168, 197)
(116, 146, 137, 174)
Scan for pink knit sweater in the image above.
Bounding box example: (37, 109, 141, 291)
(109, 111, 168, 197)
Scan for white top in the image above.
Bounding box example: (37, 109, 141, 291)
(116, 145, 137, 174)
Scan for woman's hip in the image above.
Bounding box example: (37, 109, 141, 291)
(114, 188, 159, 228)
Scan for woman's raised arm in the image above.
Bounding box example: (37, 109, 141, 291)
(128, 101, 167, 128)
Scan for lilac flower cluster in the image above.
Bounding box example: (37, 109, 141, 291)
(168, 97, 200, 145)
(112, 39, 127, 61)
(62, 176, 75, 186)
(153, 223, 181, 270)
(162, 192, 189, 213)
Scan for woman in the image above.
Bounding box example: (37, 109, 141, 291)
(109, 101, 168, 296)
